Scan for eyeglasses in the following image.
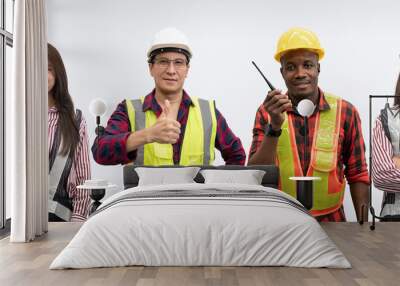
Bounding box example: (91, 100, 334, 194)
(153, 58, 188, 69)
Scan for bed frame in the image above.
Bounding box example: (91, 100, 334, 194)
(123, 165, 279, 189)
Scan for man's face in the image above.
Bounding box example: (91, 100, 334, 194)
(149, 52, 189, 95)
(280, 49, 320, 100)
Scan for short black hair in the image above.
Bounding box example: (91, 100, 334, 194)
(148, 47, 191, 64)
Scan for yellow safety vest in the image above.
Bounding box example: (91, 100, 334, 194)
(277, 93, 345, 216)
(125, 96, 217, 166)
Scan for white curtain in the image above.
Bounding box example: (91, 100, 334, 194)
(9, 0, 48, 242)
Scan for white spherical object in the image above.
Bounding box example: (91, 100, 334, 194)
(297, 99, 315, 117)
(89, 98, 107, 117)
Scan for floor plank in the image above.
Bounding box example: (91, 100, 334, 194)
(0, 222, 399, 286)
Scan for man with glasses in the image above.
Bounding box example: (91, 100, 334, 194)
(92, 27, 245, 166)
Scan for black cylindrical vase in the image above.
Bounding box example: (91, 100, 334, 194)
(296, 180, 313, 210)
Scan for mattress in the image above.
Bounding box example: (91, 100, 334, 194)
(50, 183, 351, 269)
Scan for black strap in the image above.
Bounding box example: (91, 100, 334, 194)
(48, 213, 67, 222)
(50, 109, 82, 211)
(380, 215, 400, 222)
(49, 123, 61, 172)
(380, 103, 392, 143)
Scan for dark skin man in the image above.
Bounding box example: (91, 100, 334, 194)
(248, 49, 369, 222)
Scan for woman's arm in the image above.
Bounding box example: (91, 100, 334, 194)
(68, 115, 91, 221)
(372, 117, 400, 192)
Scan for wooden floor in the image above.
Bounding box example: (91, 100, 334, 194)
(0, 222, 399, 286)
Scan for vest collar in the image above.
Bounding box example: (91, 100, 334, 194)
(287, 88, 330, 116)
(142, 89, 194, 115)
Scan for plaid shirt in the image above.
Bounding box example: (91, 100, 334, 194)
(249, 89, 369, 221)
(92, 90, 246, 165)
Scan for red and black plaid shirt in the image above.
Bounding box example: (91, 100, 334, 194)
(249, 89, 369, 221)
(92, 89, 246, 166)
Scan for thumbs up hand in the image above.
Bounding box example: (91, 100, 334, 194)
(147, 100, 181, 144)
(159, 99, 173, 119)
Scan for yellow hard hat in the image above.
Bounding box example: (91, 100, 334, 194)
(274, 27, 325, 62)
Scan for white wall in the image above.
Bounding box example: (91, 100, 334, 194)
(47, 0, 400, 221)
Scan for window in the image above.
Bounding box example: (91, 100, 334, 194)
(0, 0, 14, 232)
(5, 0, 13, 33)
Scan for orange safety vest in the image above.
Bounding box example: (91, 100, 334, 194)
(277, 93, 345, 217)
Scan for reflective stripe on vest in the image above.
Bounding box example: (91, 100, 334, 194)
(277, 93, 345, 216)
(380, 103, 400, 156)
(126, 97, 217, 166)
(48, 109, 82, 222)
(49, 154, 73, 221)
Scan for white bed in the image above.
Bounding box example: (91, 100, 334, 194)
(50, 182, 351, 269)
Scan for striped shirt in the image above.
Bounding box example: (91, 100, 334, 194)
(249, 89, 369, 221)
(372, 116, 400, 192)
(48, 107, 91, 221)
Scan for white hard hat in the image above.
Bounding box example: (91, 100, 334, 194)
(147, 27, 192, 61)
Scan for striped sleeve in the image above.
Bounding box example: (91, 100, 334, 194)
(372, 117, 400, 192)
(68, 114, 91, 221)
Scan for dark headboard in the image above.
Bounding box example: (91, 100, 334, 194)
(123, 165, 279, 189)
